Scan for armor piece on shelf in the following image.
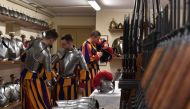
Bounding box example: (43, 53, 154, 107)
(93, 71, 114, 93)
(0, 77, 11, 107)
(7, 83, 20, 102)
(109, 18, 117, 29)
(55, 47, 88, 77)
(112, 37, 123, 57)
(0, 31, 9, 61)
(0, 86, 9, 107)
(24, 39, 52, 73)
(7, 74, 20, 102)
(117, 23, 124, 29)
(55, 97, 99, 109)
(8, 33, 25, 61)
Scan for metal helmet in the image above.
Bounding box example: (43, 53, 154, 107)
(93, 70, 114, 93)
(112, 37, 123, 57)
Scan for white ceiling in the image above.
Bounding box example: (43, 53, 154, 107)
(19, 0, 135, 16)
(19, 0, 170, 16)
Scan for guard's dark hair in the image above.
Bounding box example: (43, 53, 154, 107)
(45, 29, 58, 39)
(90, 30, 101, 38)
(61, 34, 73, 42)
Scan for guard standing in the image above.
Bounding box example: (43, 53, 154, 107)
(81, 31, 102, 96)
(20, 29, 58, 109)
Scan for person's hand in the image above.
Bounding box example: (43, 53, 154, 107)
(46, 77, 57, 87)
(97, 52, 103, 57)
(103, 43, 109, 49)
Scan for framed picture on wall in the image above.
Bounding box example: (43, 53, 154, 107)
(99, 35, 109, 66)
(100, 35, 108, 41)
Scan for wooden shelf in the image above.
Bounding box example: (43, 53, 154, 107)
(109, 29, 124, 33)
(0, 61, 22, 65)
(0, 101, 21, 109)
(0, 14, 49, 31)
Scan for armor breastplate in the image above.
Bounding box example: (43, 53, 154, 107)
(8, 38, 25, 60)
(112, 38, 123, 56)
(24, 39, 52, 73)
(59, 48, 88, 77)
(0, 85, 10, 107)
(0, 37, 9, 61)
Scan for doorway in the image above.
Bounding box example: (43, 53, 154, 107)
(57, 26, 95, 49)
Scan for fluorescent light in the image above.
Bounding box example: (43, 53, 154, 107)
(88, 0, 101, 11)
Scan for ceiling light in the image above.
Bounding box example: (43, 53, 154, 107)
(88, 0, 101, 11)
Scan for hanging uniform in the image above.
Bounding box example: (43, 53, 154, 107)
(81, 41, 100, 96)
(20, 39, 55, 109)
(52, 47, 89, 100)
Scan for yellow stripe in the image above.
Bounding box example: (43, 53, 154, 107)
(71, 85, 74, 100)
(51, 71, 56, 77)
(36, 79, 48, 109)
(31, 81, 44, 109)
(44, 81, 51, 102)
(56, 63, 59, 71)
(82, 81, 86, 96)
(26, 80, 38, 109)
(57, 84, 60, 100)
(63, 78, 72, 86)
(25, 71, 33, 79)
(64, 87, 68, 100)
(92, 69, 95, 79)
(80, 70, 87, 80)
(38, 68, 44, 78)
(88, 80, 91, 96)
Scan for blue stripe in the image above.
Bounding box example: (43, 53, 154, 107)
(67, 86, 71, 100)
(33, 79, 46, 108)
(84, 42, 90, 64)
(85, 81, 88, 96)
(29, 80, 40, 109)
(74, 83, 77, 99)
(59, 78, 65, 100)
(90, 80, 94, 93)
(20, 69, 27, 80)
(40, 79, 51, 109)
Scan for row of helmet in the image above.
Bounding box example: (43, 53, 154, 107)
(54, 97, 99, 109)
(0, 74, 20, 107)
(0, 5, 48, 27)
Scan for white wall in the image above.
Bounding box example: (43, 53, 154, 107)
(96, 9, 133, 74)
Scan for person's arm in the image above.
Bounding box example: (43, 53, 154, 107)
(82, 43, 101, 63)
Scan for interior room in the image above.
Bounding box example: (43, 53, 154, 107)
(0, 0, 189, 109)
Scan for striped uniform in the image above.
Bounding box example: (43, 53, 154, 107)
(81, 41, 100, 97)
(20, 65, 56, 109)
(53, 64, 89, 100)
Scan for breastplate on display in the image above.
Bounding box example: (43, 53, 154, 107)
(112, 37, 123, 56)
(24, 39, 51, 73)
(8, 38, 25, 61)
(0, 37, 9, 61)
(59, 48, 88, 77)
(0, 80, 11, 108)
(6, 83, 20, 102)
